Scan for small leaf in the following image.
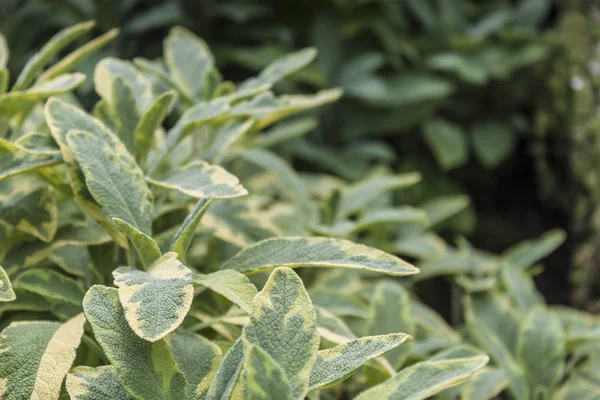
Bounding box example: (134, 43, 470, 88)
(135, 91, 176, 165)
(170, 197, 213, 257)
(166, 333, 223, 399)
(113, 218, 162, 268)
(194, 270, 257, 314)
(0, 314, 86, 400)
(147, 161, 247, 199)
(16, 269, 84, 306)
(0, 185, 57, 242)
(14, 132, 60, 155)
(83, 285, 187, 400)
(308, 333, 411, 392)
(66, 130, 154, 236)
(240, 47, 317, 90)
(471, 121, 516, 168)
(422, 119, 468, 170)
(66, 366, 133, 400)
(0, 266, 15, 302)
(222, 237, 419, 276)
(243, 267, 319, 398)
(502, 229, 566, 269)
(206, 338, 244, 400)
(353, 355, 489, 400)
(112, 253, 193, 342)
(244, 345, 293, 400)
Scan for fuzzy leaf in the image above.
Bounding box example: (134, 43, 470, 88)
(244, 345, 293, 400)
(308, 333, 411, 392)
(170, 197, 213, 257)
(243, 267, 319, 398)
(95, 58, 154, 113)
(0, 185, 57, 242)
(0, 266, 15, 302)
(0, 139, 61, 181)
(66, 366, 133, 400)
(206, 338, 244, 400)
(113, 218, 162, 268)
(0, 314, 86, 400)
(16, 269, 84, 306)
(194, 270, 258, 314)
(353, 355, 489, 400)
(135, 91, 176, 164)
(147, 161, 247, 199)
(83, 285, 187, 400)
(222, 237, 419, 276)
(112, 253, 194, 342)
(14, 132, 60, 155)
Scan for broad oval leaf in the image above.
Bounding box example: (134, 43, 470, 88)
(113, 253, 194, 342)
(83, 285, 187, 400)
(0, 266, 15, 302)
(222, 237, 419, 276)
(0, 314, 86, 400)
(194, 270, 257, 314)
(206, 338, 244, 400)
(353, 355, 489, 400)
(66, 366, 133, 400)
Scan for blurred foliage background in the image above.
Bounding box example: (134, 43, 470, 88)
(1, 0, 599, 311)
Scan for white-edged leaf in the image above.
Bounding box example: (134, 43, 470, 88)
(0, 185, 57, 242)
(113, 218, 162, 268)
(206, 338, 244, 400)
(244, 344, 293, 400)
(66, 366, 133, 400)
(194, 270, 257, 314)
(170, 197, 213, 257)
(0, 266, 15, 302)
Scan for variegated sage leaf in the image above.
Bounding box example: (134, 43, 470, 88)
(66, 130, 154, 236)
(194, 270, 258, 314)
(353, 355, 489, 400)
(16, 269, 84, 306)
(222, 237, 419, 276)
(113, 218, 162, 268)
(147, 161, 247, 199)
(83, 285, 187, 400)
(460, 367, 507, 400)
(206, 338, 244, 400)
(95, 57, 154, 113)
(113, 253, 194, 342)
(243, 267, 318, 398)
(0, 314, 86, 400)
(166, 333, 223, 399)
(110, 76, 141, 153)
(14, 132, 60, 155)
(516, 307, 567, 392)
(170, 197, 213, 257)
(0, 185, 57, 242)
(0, 266, 15, 302)
(66, 366, 133, 400)
(165, 27, 214, 100)
(0, 139, 61, 181)
(244, 344, 292, 400)
(135, 91, 176, 165)
(0, 288, 50, 316)
(308, 333, 411, 393)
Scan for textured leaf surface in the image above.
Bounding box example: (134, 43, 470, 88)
(244, 345, 292, 400)
(354, 355, 489, 400)
(135, 91, 176, 164)
(0, 139, 61, 181)
(16, 269, 84, 306)
(308, 333, 411, 392)
(170, 197, 212, 257)
(83, 285, 187, 400)
(206, 338, 244, 400)
(243, 267, 318, 398)
(66, 366, 133, 400)
(147, 161, 247, 199)
(113, 218, 162, 268)
(222, 237, 419, 276)
(0, 266, 15, 302)
(0, 185, 56, 242)
(0, 314, 85, 400)
(195, 270, 257, 314)
(66, 130, 154, 235)
(113, 253, 194, 342)
(14, 132, 60, 154)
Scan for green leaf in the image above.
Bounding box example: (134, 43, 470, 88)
(0, 68, 8, 94)
(12, 20, 95, 90)
(166, 333, 223, 399)
(170, 197, 213, 257)
(502, 229, 566, 269)
(14, 132, 60, 155)
(66, 366, 134, 400)
(147, 161, 247, 199)
(0, 314, 86, 400)
(16, 269, 84, 306)
(83, 285, 187, 400)
(135, 91, 176, 165)
(0, 34, 8, 68)
(95, 58, 154, 113)
(194, 270, 258, 314)
(501, 266, 544, 312)
(422, 119, 468, 170)
(353, 355, 489, 400)
(0, 185, 57, 242)
(165, 27, 214, 100)
(243, 267, 319, 398)
(309, 289, 369, 318)
(0, 288, 51, 316)
(460, 368, 507, 400)
(0, 266, 15, 302)
(110, 77, 141, 153)
(471, 121, 517, 168)
(222, 237, 419, 276)
(0, 139, 61, 181)
(112, 253, 194, 342)
(66, 130, 154, 236)
(36, 28, 120, 84)
(517, 307, 567, 391)
(308, 333, 411, 392)
(244, 344, 293, 400)
(113, 218, 162, 268)
(206, 338, 244, 400)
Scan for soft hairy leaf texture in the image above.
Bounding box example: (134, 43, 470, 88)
(113, 253, 194, 342)
(243, 267, 319, 398)
(66, 366, 134, 400)
(170, 197, 213, 257)
(194, 270, 258, 314)
(244, 345, 293, 400)
(0, 314, 85, 400)
(0, 185, 57, 242)
(0, 266, 15, 301)
(83, 285, 187, 400)
(16, 269, 84, 305)
(222, 237, 419, 276)
(206, 338, 244, 400)
(113, 217, 162, 268)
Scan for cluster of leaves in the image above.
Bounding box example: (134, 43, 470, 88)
(0, 17, 599, 400)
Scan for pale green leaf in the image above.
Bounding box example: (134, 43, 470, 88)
(308, 333, 411, 392)
(502, 229, 566, 269)
(194, 270, 258, 314)
(66, 366, 133, 400)
(309, 289, 369, 318)
(113, 218, 162, 268)
(0, 185, 57, 242)
(471, 121, 516, 168)
(16, 269, 84, 306)
(206, 338, 244, 400)
(0, 314, 86, 400)
(113, 253, 194, 342)
(501, 266, 544, 312)
(170, 197, 213, 257)
(422, 119, 468, 170)
(0, 34, 7, 68)
(0, 266, 15, 302)
(0, 139, 61, 181)
(244, 345, 293, 400)
(110, 77, 141, 153)
(135, 91, 176, 165)
(315, 306, 357, 344)
(353, 355, 489, 400)
(460, 368, 507, 400)
(14, 132, 60, 155)
(95, 57, 154, 112)
(222, 237, 419, 276)
(83, 285, 187, 400)
(0, 68, 8, 94)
